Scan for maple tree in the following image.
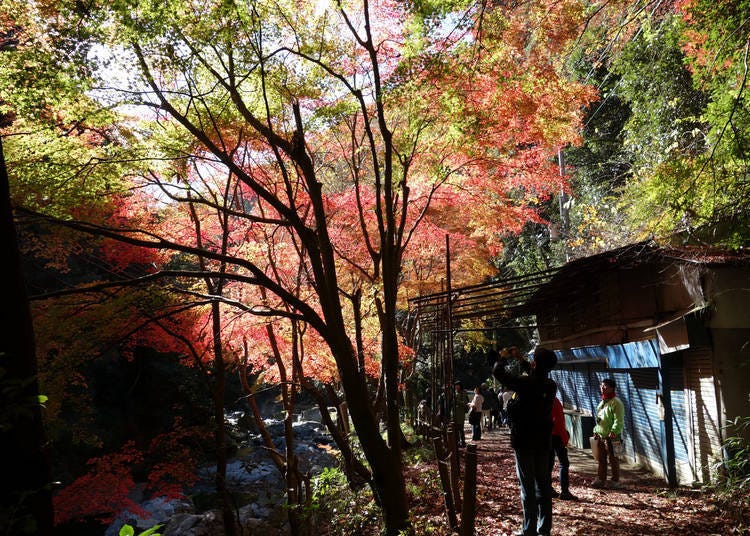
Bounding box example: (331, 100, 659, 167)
(2, 0, 596, 533)
(0, 5, 99, 533)
(53, 422, 205, 526)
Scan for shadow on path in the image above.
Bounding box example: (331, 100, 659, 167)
(460, 424, 732, 536)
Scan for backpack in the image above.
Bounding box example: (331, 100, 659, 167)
(505, 379, 556, 447)
(505, 392, 523, 431)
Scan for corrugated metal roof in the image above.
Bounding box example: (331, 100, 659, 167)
(404, 240, 750, 347)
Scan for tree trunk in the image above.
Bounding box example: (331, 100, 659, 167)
(0, 136, 54, 534)
(271, 324, 305, 536)
(378, 257, 411, 535)
(303, 173, 411, 533)
(238, 364, 285, 469)
(210, 301, 237, 536)
(330, 332, 410, 535)
(304, 381, 371, 489)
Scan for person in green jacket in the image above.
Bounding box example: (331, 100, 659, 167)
(592, 378, 625, 489)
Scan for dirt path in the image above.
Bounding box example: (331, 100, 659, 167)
(455, 424, 737, 536)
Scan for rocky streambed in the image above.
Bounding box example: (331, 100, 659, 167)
(106, 415, 340, 536)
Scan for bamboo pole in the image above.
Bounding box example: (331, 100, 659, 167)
(460, 444, 478, 536)
(447, 424, 462, 511)
(433, 436, 459, 531)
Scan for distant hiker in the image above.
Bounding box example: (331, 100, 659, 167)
(480, 383, 492, 431)
(591, 378, 625, 489)
(493, 346, 558, 536)
(549, 396, 576, 500)
(499, 385, 514, 427)
(468, 386, 484, 441)
(486, 386, 500, 429)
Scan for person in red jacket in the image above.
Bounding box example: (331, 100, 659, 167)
(549, 397, 577, 500)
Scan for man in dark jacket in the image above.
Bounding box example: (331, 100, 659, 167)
(492, 346, 558, 536)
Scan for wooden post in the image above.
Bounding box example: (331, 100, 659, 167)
(447, 424, 462, 511)
(461, 444, 478, 536)
(445, 234, 454, 388)
(433, 436, 459, 531)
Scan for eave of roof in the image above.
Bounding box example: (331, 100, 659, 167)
(406, 240, 750, 337)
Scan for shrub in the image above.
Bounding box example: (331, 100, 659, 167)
(713, 416, 750, 490)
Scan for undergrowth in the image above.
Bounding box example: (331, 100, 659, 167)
(309, 428, 448, 535)
(711, 416, 750, 533)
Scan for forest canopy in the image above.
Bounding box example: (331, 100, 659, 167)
(1, 0, 748, 534)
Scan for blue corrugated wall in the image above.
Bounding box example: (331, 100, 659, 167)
(551, 339, 671, 479)
(625, 368, 662, 468)
(552, 362, 605, 412)
(664, 356, 691, 478)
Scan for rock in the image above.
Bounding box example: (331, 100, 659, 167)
(239, 504, 291, 536)
(196, 459, 282, 488)
(162, 511, 222, 536)
(160, 507, 291, 536)
(105, 496, 194, 536)
(108, 413, 338, 536)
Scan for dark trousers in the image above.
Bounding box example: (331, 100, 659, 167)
(597, 437, 620, 482)
(548, 436, 570, 493)
(514, 446, 553, 536)
(471, 420, 482, 440)
(453, 417, 466, 447)
(499, 407, 508, 426)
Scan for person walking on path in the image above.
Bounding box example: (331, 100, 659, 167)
(480, 383, 495, 431)
(468, 385, 484, 441)
(498, 386, 513, 427)
(486, 386, 500, 429)
(492, 346, 558, 536)
(453, 381, 468, 448)
(549, 396, 576, 500)
(592, 378, 625, 489)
